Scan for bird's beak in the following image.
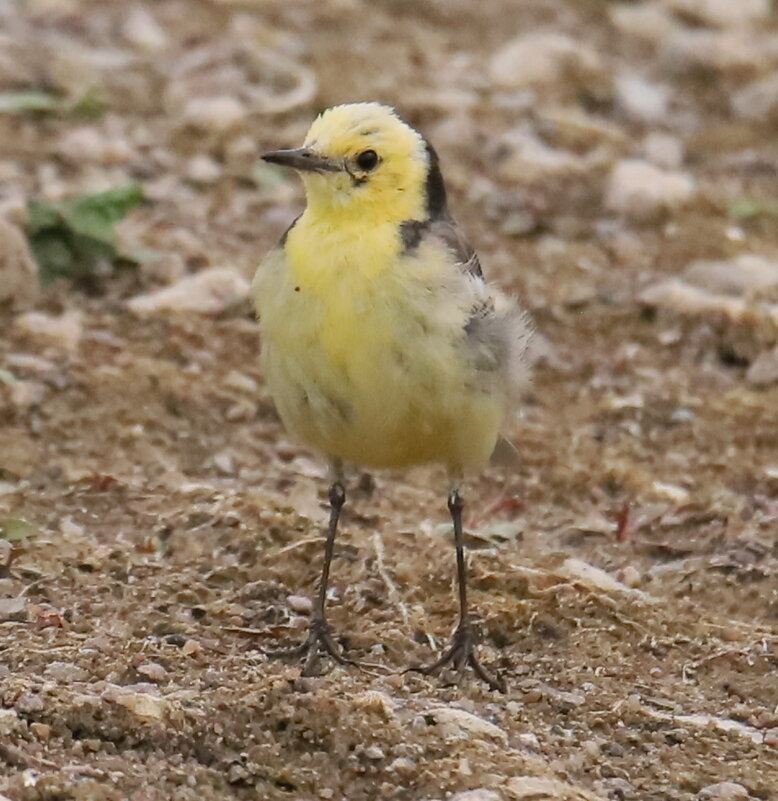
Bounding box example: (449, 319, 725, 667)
(262, 147, 341, 174)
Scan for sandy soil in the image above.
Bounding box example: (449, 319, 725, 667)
(0, 1, 777, 799)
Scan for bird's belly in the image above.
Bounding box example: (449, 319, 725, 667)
(264, 290, 504, 470)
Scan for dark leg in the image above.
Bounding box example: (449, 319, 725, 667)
(408, 488, 506, 692)
(262, 481, 359, 675)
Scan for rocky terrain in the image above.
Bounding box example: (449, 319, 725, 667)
(0, 0, 777, 799)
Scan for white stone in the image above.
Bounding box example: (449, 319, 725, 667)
(60, 517, 85, 538)
(615, 75, 670, 123)
(605, 159, 695, 223)
(699, 782, 750, 801)
(652, 481, 690, 503)
(14, 311, 82, 351)
(44, 661, 89, 682)
(127, 267, 250, 317)
(0, 709, 23, 736)
(560, 558, 640, 595)
(643, 132, 684, 170)
(137, 662, 168, 682)
(684, 254, 778, 296)
(732, 73, 778, 121)
(610, 3, 677, 45)
(122, 7, 169, 52)
(517, 731, 540, 749)
(103, 687, 166, 721)
(9, 379, 45, 409)
(429, 707, 507, 742)
(59, 126, 135, 165)
(506, 776, 599, 799)
(449, 791, 502, 801)
(388, 757, 416, 774)
(617, 565, 642, 588)
(186, 154, 222, 185)
(0, 598, 27, 622)
(498, 130, 586, 183)
(489, 32, 604, 90)
(661, 30, 769, 78)
(640, 279, 774, 325)
(287, 594, 313, 615)
(182, 96, 247, 134)
(747, 346, 778, 387)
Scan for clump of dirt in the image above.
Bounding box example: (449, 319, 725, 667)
(1, 1, 777, 800)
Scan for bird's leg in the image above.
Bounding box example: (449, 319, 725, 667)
(261, 478, 360, 674)
(408, 487, 506, 692)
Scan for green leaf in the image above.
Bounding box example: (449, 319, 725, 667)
(0, 90, 62, 113)
(729, 197, 778, 220)
(0, 518, 37, 541)
(68, 184, 144, 243)
(27, 199, 63, 235)
(25, 184, 144, 285)
(70, 85, 106, 120)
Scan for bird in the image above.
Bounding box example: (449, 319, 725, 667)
(252, 102, 532, 691)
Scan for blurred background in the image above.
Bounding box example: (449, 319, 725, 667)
(0, 1, 777, 799)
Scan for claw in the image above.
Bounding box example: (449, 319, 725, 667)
(406, 619, 506, 693)
(260, 617, 385, 677)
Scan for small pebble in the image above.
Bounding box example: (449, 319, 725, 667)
(698, 781, 750, 801)
(582, 739, 601, 758)
(45, 661, 89, 682)
(0, 541, 12, 570)
(363, 745, 384, 760)
(186, 154, 222, 185)
(136, 662, 168, 682)
(287, 594, 313, 615)
(388, 757, 416, 775)
(618, 565, 642, 588)
(14, 693, 44, 714)
(0, 597, 27, 622)
(747, 346, 778, 387)
(183, 96, 247, 134)
(616, 75, 670, 122)
(606, 159, 695, 223)
(14, 311, 82, 351)
(182, 639, 203, 656)
(449, 790, 501, 801)
(30, 722, 50, 740)
(127, 267, 250, 317)
(517, 732, 540, 749)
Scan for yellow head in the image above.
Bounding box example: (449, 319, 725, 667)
(263, 102, 448, 224)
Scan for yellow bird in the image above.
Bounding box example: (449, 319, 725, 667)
(253, 102, 532, 691)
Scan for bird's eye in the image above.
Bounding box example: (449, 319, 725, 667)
(355, 149, 379, 171)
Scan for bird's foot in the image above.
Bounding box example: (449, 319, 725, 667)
(407, 619, 506, 693)
(261, 617, 380, 677)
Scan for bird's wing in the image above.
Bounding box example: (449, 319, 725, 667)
(428, 218, 484, 280)
(399, 218, 483, 279)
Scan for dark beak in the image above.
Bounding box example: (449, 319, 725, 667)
(262, 147, 341, 173)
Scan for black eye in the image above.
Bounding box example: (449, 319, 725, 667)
(356, 149, 379, 171)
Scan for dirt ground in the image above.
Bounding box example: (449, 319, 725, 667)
(1, 1, 777, 799)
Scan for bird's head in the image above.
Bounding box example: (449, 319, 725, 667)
(262, 102, 447, 223)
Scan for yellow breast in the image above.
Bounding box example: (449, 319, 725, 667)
(253, 213, 504, 470)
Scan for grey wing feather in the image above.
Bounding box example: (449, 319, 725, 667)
(399, 216, 533, 398)
(427, 218, 484, 279)
(399, 217, 483, 278)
